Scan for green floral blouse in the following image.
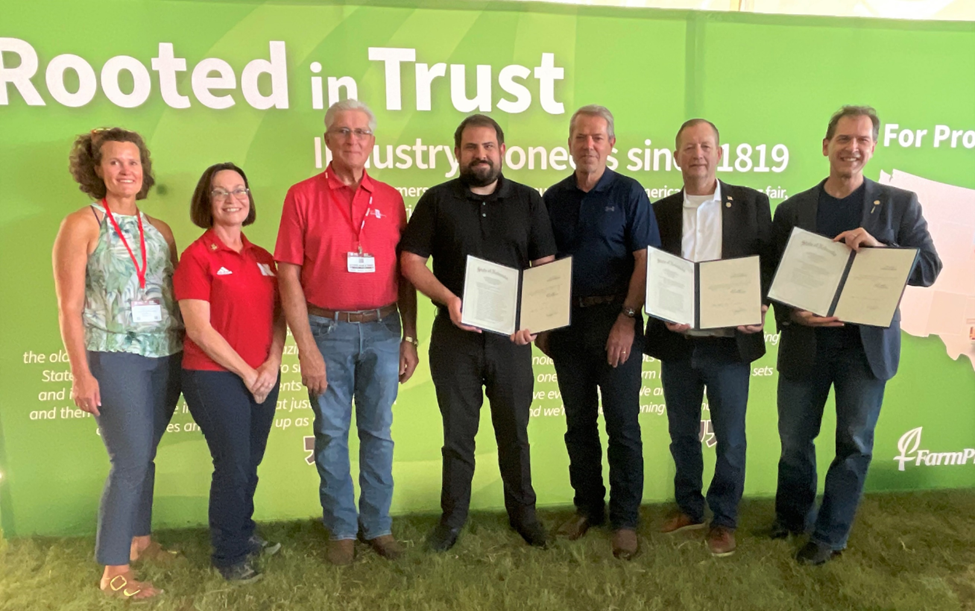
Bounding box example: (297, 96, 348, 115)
(83, 204, 183, 357)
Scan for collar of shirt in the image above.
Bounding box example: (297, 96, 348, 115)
(205, 228, 255, 254)
(453, 173, 513, 202)
(682, 181, 722, 209)
(325, 163, 375, 195)
(566, 167, 618, 194)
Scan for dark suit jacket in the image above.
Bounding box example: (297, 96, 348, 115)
(771, 178, 942, 381)
(643, 181, 774, 363)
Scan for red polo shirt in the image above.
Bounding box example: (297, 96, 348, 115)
(174, 230, 279, 371)
(273, 165, 406, 310)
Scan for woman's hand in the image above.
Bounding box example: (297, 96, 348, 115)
(251, 359, 280, 405)
(71, 371, 102, 416)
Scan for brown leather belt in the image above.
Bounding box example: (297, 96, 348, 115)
(307, 303, 397, 323)
(574, 295, 624, 308)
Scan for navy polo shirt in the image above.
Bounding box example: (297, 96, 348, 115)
(543, 169, 660, 298)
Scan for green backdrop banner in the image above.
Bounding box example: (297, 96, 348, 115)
(1, 0, 973, 537)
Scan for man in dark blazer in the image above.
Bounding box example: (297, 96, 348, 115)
(644, 119, 773, 557)
(770, 106, 941, 565)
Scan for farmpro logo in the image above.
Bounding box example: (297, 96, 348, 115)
(893, 427, 975, 471)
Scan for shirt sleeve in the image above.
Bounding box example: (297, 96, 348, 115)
(626, 181, 661, 251)
(173, 246, 211, 302)
(399, 190, 438, 258)
(528, 189, 558, 261)
(273, 186, 305, 266)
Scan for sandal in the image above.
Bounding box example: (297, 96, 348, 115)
(132, 540, 181, 566)
(100, 572, 162, 601)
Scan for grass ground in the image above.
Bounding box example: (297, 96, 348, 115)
(1, 490, 973, 611)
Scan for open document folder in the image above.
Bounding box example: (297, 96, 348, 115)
(460, 255, 573, 335)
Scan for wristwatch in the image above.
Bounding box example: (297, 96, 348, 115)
(621, 306, 637, 318)
(403, 335, 419, 347)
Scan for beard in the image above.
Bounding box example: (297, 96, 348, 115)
(460, 159, 501, 187)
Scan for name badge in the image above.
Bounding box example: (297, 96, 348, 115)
(347, 252, 376, 274)
(131, 300, 163, 323)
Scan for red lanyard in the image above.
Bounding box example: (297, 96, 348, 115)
(101, 198, 148, 290)
(327, 169, 372, 254)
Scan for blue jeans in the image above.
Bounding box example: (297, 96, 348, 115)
(182, 369, 279, 568)
(775, 335, 886, 550)
(661, 338, 749, 529)
(89, 351, 181, 566)
(309, 312, 400, 541)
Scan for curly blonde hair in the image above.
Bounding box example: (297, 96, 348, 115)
(69, 128, 155, 200)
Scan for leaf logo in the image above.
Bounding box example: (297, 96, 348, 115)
(894, 427, 923, 471)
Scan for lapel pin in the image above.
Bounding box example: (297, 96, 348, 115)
(210, 243, 218, 250)
(727, 195, 733, 200)
(726, 202, 732, 208)
(871, 199, 880, 214)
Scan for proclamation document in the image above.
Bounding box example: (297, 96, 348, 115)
(519, 257, 573, 334)
(768, 227, 851, 316)
(698, 256, 763, 329)
(646, 248, 695, 327)
(832, 247, 919, 327)
(461, 256, 520, 335)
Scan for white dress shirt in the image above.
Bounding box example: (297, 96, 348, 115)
(681, 182, 722, 263)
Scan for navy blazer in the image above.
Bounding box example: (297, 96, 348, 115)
(771, 178, 942, 381)
(643, 181, 774, 363)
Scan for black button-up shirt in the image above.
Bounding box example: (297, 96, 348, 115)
(544, 169, 660, 298)
(400, 174, 558, 301)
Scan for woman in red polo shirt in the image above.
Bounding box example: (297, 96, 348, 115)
(173, 162, 285, 583)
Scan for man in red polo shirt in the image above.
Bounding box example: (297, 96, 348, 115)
(275, 99, 418, 566)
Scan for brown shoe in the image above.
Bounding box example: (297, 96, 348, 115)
(367, 534, 404, 560)
(326, 539, 355, 565)
(556, 513, 593, 541)
(706, 526, 737, 557)
(612, 528, 639, 560)
(659, 511, 706, 534)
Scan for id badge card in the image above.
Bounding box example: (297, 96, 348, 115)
(347, 252, 376, 274)
(131, 300, 163, 323)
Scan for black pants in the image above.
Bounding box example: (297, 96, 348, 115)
(428, 313, 537, 529)
(549, 304, 644, 529)
(182, 369, 279, 568)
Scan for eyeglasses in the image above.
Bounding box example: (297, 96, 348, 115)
(210, 187, 250, 200)
(328, 127, 374, 140)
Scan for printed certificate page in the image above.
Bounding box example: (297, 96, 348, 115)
(646, 247, 695, 327)
(519, 257, 573, 334)
(832, 247, 918, 327)
(698, 256, 763, 329)
(768, 228, 850, 316)
(461, 255, 519, 335)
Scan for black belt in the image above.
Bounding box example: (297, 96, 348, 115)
(574, 295, 624, 308)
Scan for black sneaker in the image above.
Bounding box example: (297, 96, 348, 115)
(795, 540, 842, 565)
(248, 534, 282, 558)
(768, 521, 802, 540)
(218, 560, 263, 584)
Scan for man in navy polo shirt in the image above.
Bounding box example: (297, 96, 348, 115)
(538, 105, 660, 560)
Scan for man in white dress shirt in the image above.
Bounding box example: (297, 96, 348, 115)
(642, 119, 774, 556)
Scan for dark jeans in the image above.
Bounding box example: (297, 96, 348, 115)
(428, 312, 537, 529)
(549, 304, 644, 530)
(775, 336, 886, 550)
(90, 351, 181, 566)
(182, 369, 279, 568)
(660, 338, 749, 529)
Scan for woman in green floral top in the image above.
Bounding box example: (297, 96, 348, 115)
(52, 128, 183, 601)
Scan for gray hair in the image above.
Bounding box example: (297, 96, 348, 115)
(324, 99, 377, 133)
(675, 118, 720, 149)
(570, 105, 615, 138)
